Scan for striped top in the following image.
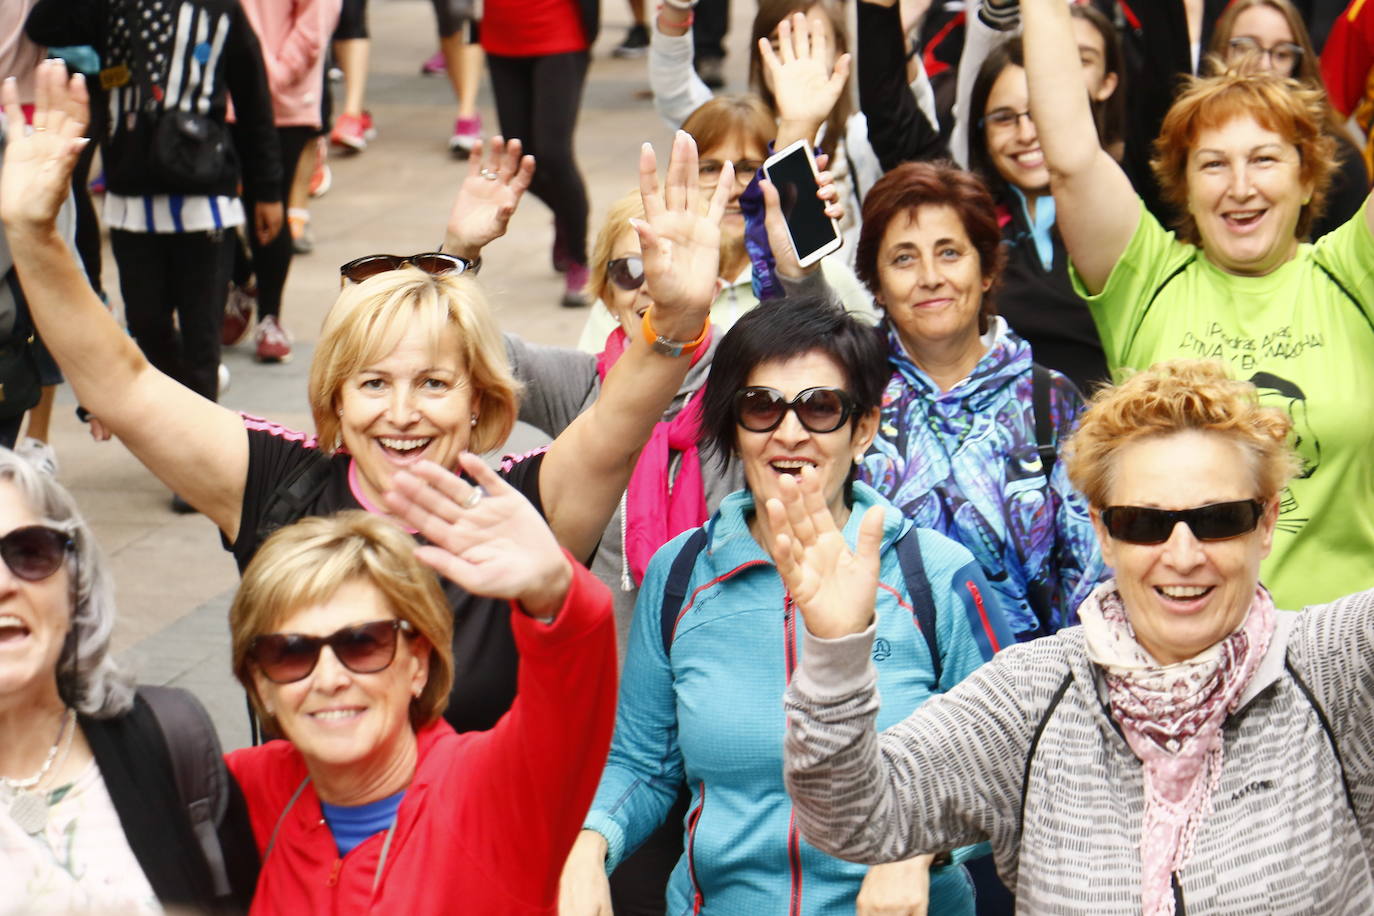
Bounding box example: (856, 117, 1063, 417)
(783, 588, 1374, 914)
(104, 192, 244, 233)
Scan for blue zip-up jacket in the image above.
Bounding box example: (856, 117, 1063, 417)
(584, 483, 1008, 915)
(859, 318, 1107, 639)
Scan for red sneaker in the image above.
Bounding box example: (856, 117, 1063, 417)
(330, 112, 367, 153)
(254, 315, 293, 363)
(222, 282, 255, 346)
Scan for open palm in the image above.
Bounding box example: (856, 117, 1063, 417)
(760, 13, 852, 132)
(0, 61, 89, 234)
(443, 136, 536, 255)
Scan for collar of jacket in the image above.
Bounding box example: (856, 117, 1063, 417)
(883, 315, 1031, 409)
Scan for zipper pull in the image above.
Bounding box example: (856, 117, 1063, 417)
(328, 858, 343, 887)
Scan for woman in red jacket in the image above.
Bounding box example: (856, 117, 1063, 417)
(225, 457, 618, 915)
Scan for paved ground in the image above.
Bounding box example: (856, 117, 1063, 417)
(44, 0, 757, 749)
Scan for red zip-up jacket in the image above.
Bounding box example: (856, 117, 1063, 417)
(226, 558, 618, 914)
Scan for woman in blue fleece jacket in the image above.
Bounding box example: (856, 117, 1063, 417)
(559, 297, 1012, 915)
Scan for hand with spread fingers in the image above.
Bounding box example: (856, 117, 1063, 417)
(0, 61, 90, 236)
(384, 454, 573, 619)
(765, 465, 885, 639)
(442, 135, 536, 260)
(631, 130, 730, 341)
(761, 152, 842, 278)
(760, 12, 852, 147)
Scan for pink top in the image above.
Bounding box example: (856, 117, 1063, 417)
(235, 0, 342, 127)
(1, 0, 44, 104)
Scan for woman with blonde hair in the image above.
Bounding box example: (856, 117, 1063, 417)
(778, 358, 1374, 914)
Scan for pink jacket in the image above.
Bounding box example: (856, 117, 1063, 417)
(236, 0, 341, 127)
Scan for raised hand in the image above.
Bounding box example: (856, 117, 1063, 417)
(761, 152, 842, 279)
(442, 136, 536, 260)
(765, 466, 885, 639)
(384, 454, 573, 618)
(0, 61, 90, 236)
(632, 131, 730, 340)
(760, 12, 852, 144)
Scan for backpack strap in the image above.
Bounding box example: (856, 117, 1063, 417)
(1284, 660, 1355, 813)
(140, 685, 232, 899)
(1019, 670, 1074, 829)
(1029, 363, 1058, 478)
(894, 526, 941, 685)
(254, 450, 334, 547)
(660, 527, 709, 657)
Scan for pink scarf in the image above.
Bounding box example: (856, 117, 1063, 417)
(596, 327, 711, 586)
(1079, 582, 1276, 916)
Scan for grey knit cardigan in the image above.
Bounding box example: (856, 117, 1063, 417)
(783, 589, 1374, 914)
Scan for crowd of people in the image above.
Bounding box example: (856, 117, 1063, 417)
(1, 0, 1373, 913)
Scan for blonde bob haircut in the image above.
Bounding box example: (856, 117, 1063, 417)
(1063, 359, 1301, 510)
(1151, 69, 1336, 245)
(587, 191, 646, 309)
(309, 268, 521, 456)
(229, 511, 455, 733)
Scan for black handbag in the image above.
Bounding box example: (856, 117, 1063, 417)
(0, 336, 42, 421)
(149, 108, 233, 193)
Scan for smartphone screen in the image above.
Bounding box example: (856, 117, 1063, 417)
(764, 144, 840, 264)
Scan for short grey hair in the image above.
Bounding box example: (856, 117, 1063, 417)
(0, 450, 132, 717)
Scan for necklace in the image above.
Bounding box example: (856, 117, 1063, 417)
(3, 708, 74, 835)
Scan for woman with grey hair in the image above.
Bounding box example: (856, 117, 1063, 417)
(0, 448, 258, 913)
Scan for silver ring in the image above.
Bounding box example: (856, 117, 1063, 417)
(479, 168, 498, 181)
(462, 488, 484, 510)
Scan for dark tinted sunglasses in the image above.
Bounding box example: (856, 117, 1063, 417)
(0, 525, 73, 582)
(249, 619, 415, 684)
(734, 386, 857, 434)
(606, 256, 645, 291)
(339, 252, 475, 285)
(1100, 500, 1265, 545)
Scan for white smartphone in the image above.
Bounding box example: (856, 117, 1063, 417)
(762, 139, 842, 268)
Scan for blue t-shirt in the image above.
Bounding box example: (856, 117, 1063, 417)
(320, 789, 406, 857)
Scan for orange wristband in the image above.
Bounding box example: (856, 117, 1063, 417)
(642, 308, 710, 357)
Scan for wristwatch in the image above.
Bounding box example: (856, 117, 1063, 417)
(642, 309, 710, 357)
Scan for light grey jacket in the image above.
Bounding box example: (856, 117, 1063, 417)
(783, 588, 1374, 913)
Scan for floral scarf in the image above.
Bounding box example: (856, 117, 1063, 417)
(1079, 581, 1276, 916)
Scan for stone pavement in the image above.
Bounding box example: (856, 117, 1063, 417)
(49, 0, 757, 748)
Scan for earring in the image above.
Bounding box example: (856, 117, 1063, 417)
(470, 414, 478, 427)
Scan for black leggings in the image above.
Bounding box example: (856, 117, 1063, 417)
(432, 0, 479, 39)
(486, 50, 590, 266)
(238, 125, 314, 320)
(333, 0, 367, 40)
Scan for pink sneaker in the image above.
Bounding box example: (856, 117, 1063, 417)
(449, 114, 481, 158)
(421, 50, 446, 75)
(254, 315, 293, 363)
(561, 262, 590, 308)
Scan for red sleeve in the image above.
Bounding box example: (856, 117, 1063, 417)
(1321, 3, 1374, 117)
(457, 554, 617, 906)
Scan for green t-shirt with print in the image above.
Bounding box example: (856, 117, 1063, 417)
(1071, 201, 1374, 609)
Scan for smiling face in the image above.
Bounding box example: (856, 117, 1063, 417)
(603, 227, 654, 337)
(1187, 115, 1311, 276)
(736, 351, 878, 524)
(699, 132, 768, 244)
(1091, 431, 1277, 665)
(252, 578, 429, 775)
(0, 481, 71, 705)
(337, 323, 475, 508)
(1227, 4, 1300, 77)
(874, 204, 991, 355)
(983, 64, 1048, 195)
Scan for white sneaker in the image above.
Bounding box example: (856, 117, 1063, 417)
(218, 363, 231, 396)
(15, 437, 58, 476)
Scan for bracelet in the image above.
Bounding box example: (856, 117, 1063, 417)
(642, 308, 710, 358)
(661, 0, 698, 10)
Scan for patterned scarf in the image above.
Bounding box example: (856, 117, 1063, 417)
(1079, 581, 1275, 916)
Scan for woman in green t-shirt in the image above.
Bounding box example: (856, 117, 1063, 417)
(1019, 0, 1374, 609)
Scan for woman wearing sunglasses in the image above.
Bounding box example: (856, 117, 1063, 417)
(779, 358, 1374, 914)
(0, 64, 726, 738)
(224, 457, 616, 914)
(560, 296, 1012, 916)
(0, 449, 257, 912)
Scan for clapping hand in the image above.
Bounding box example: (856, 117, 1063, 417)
(765, 466, 885, 639)
(761, 12, 852, 145)
(442, 136, 536, 260)
(384, 455, 573, 619)
(0, 61, 89, 236)
(632, 131, 730, 341)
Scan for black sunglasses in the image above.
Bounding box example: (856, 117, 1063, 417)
(249, 619, 416, 684)
(339, 252, 476, 285)
(606, 256, 645, 292)
(734, 386, 857, 434)
(0, 525, 73, 582)
(1100, 499, 1265, 545)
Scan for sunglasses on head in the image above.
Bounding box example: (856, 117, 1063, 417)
(1100, 499, 1265, 545)
(249, 619, 415, 685)
(606, 256, 645, 292)
(734, 386, 857, 434)
(0, 525, 73, 582)
(339, 252, 477, 285)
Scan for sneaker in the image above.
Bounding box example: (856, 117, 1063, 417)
(14, 437, 58, 476)
(449, 114, 481, 158)
(222, 281, 256, 346)
(217, 363, 231, 396)
(255, 315, 293, 363)
(421, 49, 446, 74)
(328, 65, 343, 83)
(360, 110, 378, 141)
(561, 262, 590, 308)
(695, 55, 725, 90)
(613, 24, 650, 58)
(309, 139, 331, 198)
(170, 493, 197, 514)
(331, 112, 368, 153)
(551, 228, 572, 274)
(289, 208, 314, 255)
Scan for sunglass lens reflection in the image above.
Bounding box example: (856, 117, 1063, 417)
(608, 257, 645, 291)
